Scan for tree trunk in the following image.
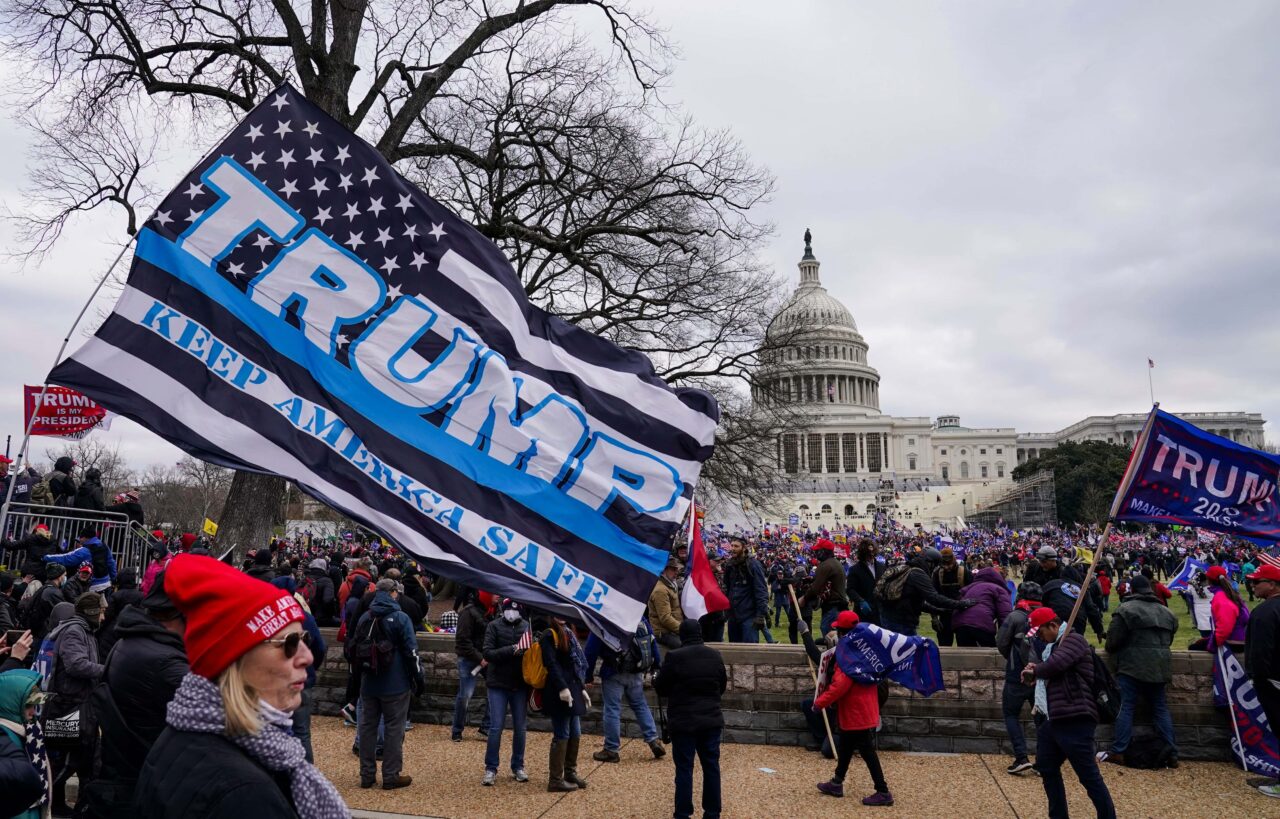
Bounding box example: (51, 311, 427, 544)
(217, 471, 285, 564)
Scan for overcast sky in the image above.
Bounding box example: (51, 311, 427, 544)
(1, 0, 1278, 471)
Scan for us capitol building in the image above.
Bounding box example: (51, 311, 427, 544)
(747, 231, 1268, 527)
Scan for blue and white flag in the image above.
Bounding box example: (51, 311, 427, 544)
(47, 85, 719, 647)
(1166, 557, 1207, 592)
(1215, 645, 1280, 778)
(835, 623, 945, 697)
(1112, 409, 1280, 540)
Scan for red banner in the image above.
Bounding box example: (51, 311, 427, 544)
(24, 385, 112, 439)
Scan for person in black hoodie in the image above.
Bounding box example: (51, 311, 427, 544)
(451, 588, 489, 742)
(96, 569, 142, 656)
(47, 457, 78, 509)
(877, 548, 975, 636)
(82, 573, 188, 818)
(245, 549, 275, 582)
(104, 490, 144, 527)
(655, 619, 727, 819)
(73, 468, 106, 513)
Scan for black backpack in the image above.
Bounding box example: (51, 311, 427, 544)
(619, 623, 656, 674)
(351, 613, 396, 674)
(1088, 647, 1121, 724)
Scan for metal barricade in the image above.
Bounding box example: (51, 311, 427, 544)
(0, 502, 149, 576)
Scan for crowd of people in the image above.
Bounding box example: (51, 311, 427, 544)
(0, 500, 1277, 818)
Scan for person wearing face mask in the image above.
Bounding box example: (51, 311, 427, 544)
(134, 555, 350, 819)
(481, 599, 531, 786)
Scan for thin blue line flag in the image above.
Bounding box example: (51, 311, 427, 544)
(47, 85, 720, 647)
(1111, 409, 1280, 541)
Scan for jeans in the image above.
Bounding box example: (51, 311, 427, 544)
(672, 728, 722, 819)
(1001, 681, 1035, 759)
(1111, 675, 1176, 754)
(879, 614, 918, 637)
(773, 591, 789, 626)
(1034, 716, 1116, 819)
(819, 607, 843, 636)
(833, 728, 888, 792)
(760, 625, 777, 643)
(292, 688, 315, 763)
(452, 657, 486, 737)
(359, 689, 411, 781)
(550, 712, 581, 740)
(485, 686, 527, 773)
(728, 619, 759, 644)
(601, 671, 659, 751)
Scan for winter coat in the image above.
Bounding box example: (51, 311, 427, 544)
(814, 665, 879, 731)
(1042, 576, 1104, 638)
(134, 729, 297, 819)
(1245, 595, 1280, 684)
(300, 568, 337, 626)
(15, 531, 55, 578)
(723, 556, 769, 622)
(339, 576, 371, 644)
(0, 468, 35, 507)
(104, 500, 145, 526)
(482, 615, 529, 691)
(47, 610, 104, 715)
(1022, 561, 1061, 588)
(1211, 589, 1250, 647)
(97, 586, 143, 655)
(29, 582, 67, 640)
(648, 577, 683, 638)
(951, 567, 1013, 635)
(454, 602, 488, 665)
(74, 470, 106, 512)
(847, 560, 883, 623)
(539, 627, 586, 718)
(0, 669, 44, 819)
(654, 621, 726, 732)
(45, 537, 117, 592)
(802, 556, 855, 611)
(1105, 592, 1177, 684)
(1031, 631, 1097, 722)
(996, 600, 1042, 684)
(354, 592, 417, 698)
(878, 561, 969, 625)
(338, 568, 373, 612)
(47, 458, 77, 507)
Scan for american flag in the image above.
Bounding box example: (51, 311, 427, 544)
(1257, 549, 1280, 570)
(515, 627, 533, 652)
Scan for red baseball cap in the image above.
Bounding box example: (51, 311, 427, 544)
(1247, 564, 1280, 583)
(833, 610, 860, 630)
(812, 538, 836, 552)
(1205, 566, 1227, 582)
(1029, 607, 1059, 631)
(0, 455, 12, 464)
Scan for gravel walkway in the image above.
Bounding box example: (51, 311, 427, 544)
(312, 716, 1277, 817)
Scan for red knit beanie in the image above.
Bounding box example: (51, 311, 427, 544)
(164, 554, 305, 679)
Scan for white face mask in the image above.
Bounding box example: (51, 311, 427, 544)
(502, 609, 520, 623)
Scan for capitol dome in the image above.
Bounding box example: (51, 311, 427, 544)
(755, 229, 881, 413)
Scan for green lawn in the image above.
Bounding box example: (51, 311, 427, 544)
(762, 586, 1221, 650)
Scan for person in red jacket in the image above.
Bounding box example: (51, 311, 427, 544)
(813, 611, 892, 806)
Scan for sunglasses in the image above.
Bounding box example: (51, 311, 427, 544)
(262, 631, 312, 659)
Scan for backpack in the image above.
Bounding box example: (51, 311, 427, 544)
(875, 564, 913, 603)
(1087, 647, 1121, 724)
(521, 628, 552, 688)
(620, 624, 655, 674)
(351, 613, 396, 674)
(29, 477, 53, 507)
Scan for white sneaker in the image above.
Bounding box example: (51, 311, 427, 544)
(513, 768, 529, 783)
(1259, 784, 1280, 799)
(482, 770, 496, 786)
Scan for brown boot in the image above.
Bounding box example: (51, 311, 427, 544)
(547, 739, 578, 792)
(565, 734, 588, 789)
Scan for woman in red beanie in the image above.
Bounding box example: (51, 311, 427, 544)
(134, 555, 349, 819)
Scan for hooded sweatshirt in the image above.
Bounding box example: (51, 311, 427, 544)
(0, 669, 45, 819)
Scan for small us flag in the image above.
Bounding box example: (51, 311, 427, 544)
(515, 627, 532, 652)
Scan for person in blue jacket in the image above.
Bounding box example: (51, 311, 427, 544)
(44, 526, 117, 596)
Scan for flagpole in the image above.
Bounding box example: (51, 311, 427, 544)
(1148, 360, 1155, 406)
(0, 241, 133, 538)
(1214, 645, 1250, 772)
(788, 584, 837, 754)
(1063, 404, 1159, 637)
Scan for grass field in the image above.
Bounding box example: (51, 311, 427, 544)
(761, 584, 1234, 649)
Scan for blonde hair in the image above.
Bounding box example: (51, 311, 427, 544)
(218, 659, 262, 737)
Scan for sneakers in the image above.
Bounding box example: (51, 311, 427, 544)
(1259, 784, 1280, 799)
(513, 768, 529, 783)
(1095, 750, 1123, 765)
(360, 777, 376, 789)
(383, 775, 412, 790)
(593, 749, 621, 762)
(862, 791, 894, 807)
(340, 703, 358, 724)
(482, 770, 496, 786)
(817, 780, 844, 798)
(648, 739, 667, 759)
(451, 734, 463, 743)
(1007, 757, 1034, 775)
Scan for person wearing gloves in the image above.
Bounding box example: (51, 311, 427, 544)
(481, 598, 531, 786)
(133, 554, 350, 819)
(952, 566, 1013, 647)
(540, 614, 590, 793)
(877, 547, 977, 636)
(44, 526, 117, 596)
(0, 668, 52, 819)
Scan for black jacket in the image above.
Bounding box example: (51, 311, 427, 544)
(1042, 577, 1104, 638)
(454, 602, 488, 665)
(48, 459, 77, 507)
(654, 620, 726, 732)
(482, 616, 529, 690)
(879, 562, 968, 625)
(15, 531, 55, 578)
(539, 627, 586, 718)
(1022, 561, 1061, 588)
(302, 569, 337, 626)
(0, 728, 42, 818)
(848, 560, 882, 623)
(97, 588, 144, 656)
(104, 500, 145, 526)
(74, 474, 106, 511)
(1246, 595, 1280, 683)
(135, 728, 297, 819)
(29, 582, 66, 639)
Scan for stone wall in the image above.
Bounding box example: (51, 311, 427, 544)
(313, 630, 1233, 760)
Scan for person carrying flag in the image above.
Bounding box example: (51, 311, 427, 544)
(1244, 563, 1280, 798)
(481, 599, 531, 786)
(649, 559, 685, 650)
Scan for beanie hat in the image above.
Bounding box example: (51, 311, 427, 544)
(1029, 607, 1059, 631)
(45, 563, 66, 581)
(253, 549, 273, 566)
(1129, 574, 1153, 594)
(76, 592, 104, 621)
(164, 554, 305, 679)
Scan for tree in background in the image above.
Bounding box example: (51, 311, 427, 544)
(1012, 441, 1130, 526)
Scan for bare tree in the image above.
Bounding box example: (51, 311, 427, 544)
(174, 455, 233, 524)
(3, 0, 783, 555)
(42, 437, 132, 495)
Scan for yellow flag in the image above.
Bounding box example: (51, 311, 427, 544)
(202, 518, 218, 536)
(1074, 545, 1093, 565)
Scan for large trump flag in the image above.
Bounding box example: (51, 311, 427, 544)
(49, 85, 719, 647)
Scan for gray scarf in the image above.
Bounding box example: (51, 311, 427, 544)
(167, 674, 350, 819)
